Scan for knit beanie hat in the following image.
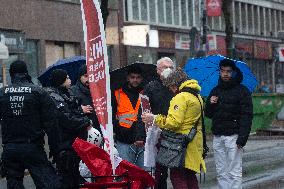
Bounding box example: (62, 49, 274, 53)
(9, 60, 28, 77)
(78, 64, 87, 79)
(50, 69, 68, 87)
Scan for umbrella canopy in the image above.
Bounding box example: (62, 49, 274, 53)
(38, 56, 86, 87)
(184, 55, 258, 96)
(110, 62, 158, 90)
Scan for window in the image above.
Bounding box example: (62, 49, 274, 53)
(132, 0, 139, 20)
(165, 0, 172, 24)
(260, 7, 265, 35)
(149, 0, 156, 22)
(25, 40, 39, 84)
(124, 0, 202, 28)
(173, 0, 180, 26)
(248, 4, 253, 34)
(194, 0, 200, 27)
(265, 8, 270, 36)
(241, 3, 246, 33)
(45, 41, 80, 68)
(158, 0, 165, 23)
(51, 0, 80, 3)
(253, 5, 259, 35)
(188, 0, 193, 27)
(235, 2, 240, 32)
(181, 0, 187, 26)
(141, 0, 148, 21)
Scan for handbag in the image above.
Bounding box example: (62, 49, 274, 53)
(156, 88, 202, 168)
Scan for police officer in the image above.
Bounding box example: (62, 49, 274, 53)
(0, 60, 61, 189)
(47, 69, 92, 189)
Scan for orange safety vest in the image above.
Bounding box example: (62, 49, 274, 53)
(114, 88, 140, 129)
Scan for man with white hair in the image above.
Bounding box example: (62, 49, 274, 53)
(142, 57, 175, 189)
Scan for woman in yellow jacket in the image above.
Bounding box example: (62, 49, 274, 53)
(142, 68, 206, 189)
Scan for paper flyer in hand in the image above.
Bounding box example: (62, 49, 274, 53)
(139, 93, 152, 114)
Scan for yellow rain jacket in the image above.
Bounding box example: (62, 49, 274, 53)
(155, 80, 206, 173)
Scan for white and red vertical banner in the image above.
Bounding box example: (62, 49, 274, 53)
(80, 0, 115, 171)
(206, 0, 222, 17)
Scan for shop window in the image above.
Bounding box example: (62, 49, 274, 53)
(24, 40, 39, 84)
(127, 46, 157, 65)
(45, 41, 80, 68)
(0, 55, 18, 86)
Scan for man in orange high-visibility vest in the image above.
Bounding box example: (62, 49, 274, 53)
(112, 66, 147, 170)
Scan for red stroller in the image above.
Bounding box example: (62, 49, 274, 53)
(73, 138, 155, 189)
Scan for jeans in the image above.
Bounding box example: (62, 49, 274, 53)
(2, 143, 61, 189)
(213, 135, 243, 189)
(116, 141, 147, 170)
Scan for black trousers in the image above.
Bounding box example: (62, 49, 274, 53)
(2, 143, 61, 189)
(56, 150, 82, 189)
(155, 163, 168, 189)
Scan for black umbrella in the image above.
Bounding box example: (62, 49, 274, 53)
(110, 62, 158, 90)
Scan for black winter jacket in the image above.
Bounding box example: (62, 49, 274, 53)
(142, 78, 174, 115)
(70, 81, 100, 133)
(112, 84, 146, 144)
(47, 87, 91, 152)
(0, 74, 57, 146)
(205, 68, 253, 147)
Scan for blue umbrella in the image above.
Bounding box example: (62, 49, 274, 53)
(38, 56, 86, 87)
(184, 55, 258, 96)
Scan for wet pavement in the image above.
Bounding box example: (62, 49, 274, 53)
(1, 136, 284, 189)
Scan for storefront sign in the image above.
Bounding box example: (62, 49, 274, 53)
(206, 0, 222, 17)
(207, 35, 227, 56)
(175, 33, 190, 50)
(235, 39, 253, 58)
(148, 30, 159, 48)
(0, 30, 25, 53)
(159, 31, 175, 49)
(206, 34, 217, 51)
(123, 25, 150, 47)
(254, 40, 272, 59)
(276, 84, 284, 93)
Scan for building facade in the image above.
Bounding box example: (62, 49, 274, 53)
(120, 0, 284, 92)
(0, 0, 284, 92)
(0, 0, 85, 84)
